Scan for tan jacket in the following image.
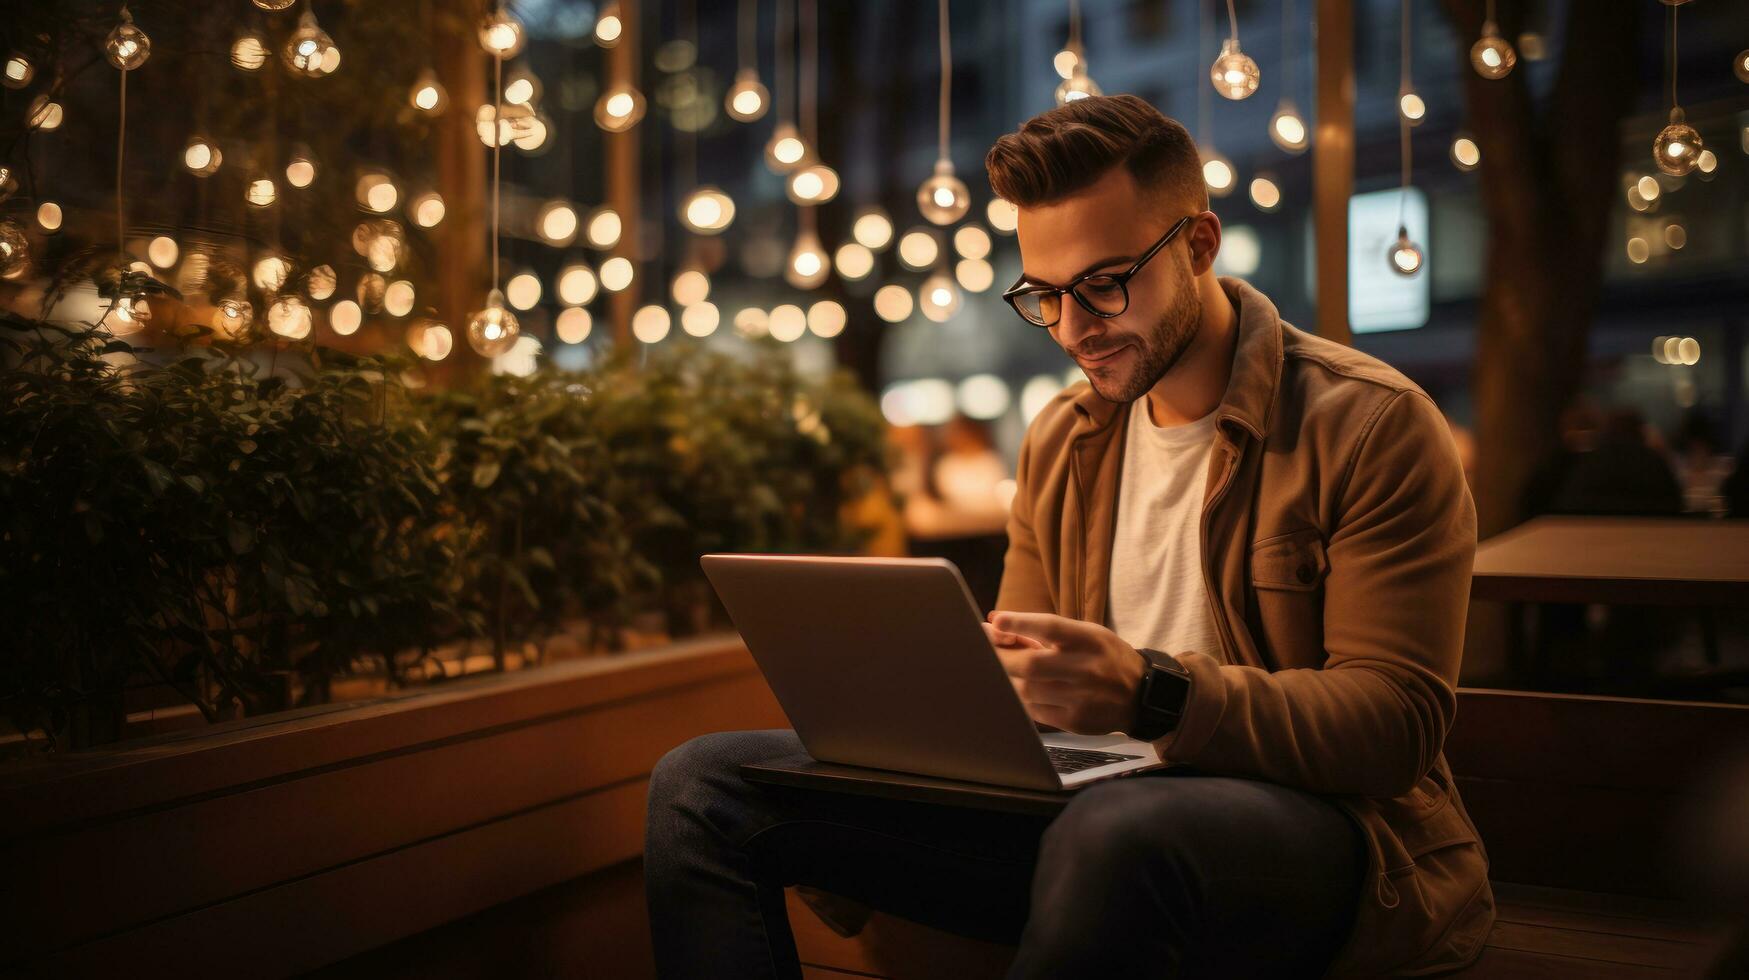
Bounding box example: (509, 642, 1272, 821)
(998, 278, 1494, 976)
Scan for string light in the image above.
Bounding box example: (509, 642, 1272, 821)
(411, 191, 445, 227)
(0, 167, 13, 204)
(917, 0, 970, 225)
(918, 271, 962, 322)
(785, 210, 830, 290)
(898, 228, 940, 270)
(105, 8, 151, 71)
(873, 284, 913, 323)
(537, 200, 579, 245)
(600, 256, 634, 291)
(252, 0, 296, 10)
(557, 263, 598, 305)
(284, 4, 339, 78)
(682, 302, 720, 337)
(671, 267, 710, 306)
(1736, 49, 1749, 84)
(807, 301, 846, 338)
(726, 0, 769, 121)
(410, 69, 448, 115)
(953, 225, 991, 260)
(632, 305, 671, 344)
(555, 307, 592, 343)
(955, 258, 994, 292)
(1450, 133, 1480, 171)
(594, 3, 623, 48)
(268, 295, 313, 339)
(765, 0, 809, 173)
(28, 95, 63, 131)
(3, 53, 35, 88)
(181, 135, 221, 175)
(1470, 0, 1517, 80)
(1249, 174, 1281, 212)
(306, 264, 337, 300)
(681, 186, 736, 233)
(1390, 0, 1423, 277)
(834, 242, 875, 279)
(1397, 0, 1423, 127)
(1653, 1, 1702, 176)
(0, 220, 26, 278)
(853, 208, 894, 249)
(595, 83, 646, 132)
(986, 198, 1018, 234)
(769, 304, 806, 342)
(479, 4, 526, 58)
(36, 202, 62, 233)
(468, 10, 522, 357)
(1209, 0, 1259, 100)
(1269, 0, 1307, 153)
(285, 147, 317, 188)
(1202, 149, 1236, 197)
(1054, 0, 1100, 104)
(231, 31, 267, 71)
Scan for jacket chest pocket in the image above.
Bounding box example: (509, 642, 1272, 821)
(1249, 527, 1329, 592)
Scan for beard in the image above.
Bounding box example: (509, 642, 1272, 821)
(1078, 275, 1203, 405)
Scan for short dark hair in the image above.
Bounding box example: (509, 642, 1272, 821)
(984, 94, 1206, 213)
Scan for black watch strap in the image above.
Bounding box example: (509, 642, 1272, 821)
(1130, 647, 1192, 741)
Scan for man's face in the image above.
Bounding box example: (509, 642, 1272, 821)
(1014, 168, 1204, 404)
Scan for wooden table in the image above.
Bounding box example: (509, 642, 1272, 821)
(1471, 516, 1749, 606)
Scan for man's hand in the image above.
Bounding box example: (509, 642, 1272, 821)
(981, 610, 1146, 735)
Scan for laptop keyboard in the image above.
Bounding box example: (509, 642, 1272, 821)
(1046, 745, 1144, 774)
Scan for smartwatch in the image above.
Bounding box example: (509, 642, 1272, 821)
(1129, 647, 1193, 741)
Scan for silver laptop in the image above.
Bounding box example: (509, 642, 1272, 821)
(700, 553, 1165, 791)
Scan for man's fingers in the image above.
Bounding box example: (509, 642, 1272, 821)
(982, 622, 1045, 649)
(993, 645, 1085, 682)
(987, 610, 1087, 647)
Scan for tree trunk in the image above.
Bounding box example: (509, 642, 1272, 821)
(1440, 0, 1640, 537)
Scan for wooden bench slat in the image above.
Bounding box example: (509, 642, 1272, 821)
(1484, 921, 1709, 971)
(1458, 945, 1687, 979)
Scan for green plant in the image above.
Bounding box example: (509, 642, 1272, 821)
(424, 371, 654, 663)
(0, 314, 455, 746)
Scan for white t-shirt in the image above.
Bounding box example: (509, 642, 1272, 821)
(1103, 400, 1224, 661)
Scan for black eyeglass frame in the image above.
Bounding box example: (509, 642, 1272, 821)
(1001, 214, 1197, 328)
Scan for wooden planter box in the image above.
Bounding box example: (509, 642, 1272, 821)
(0, 633, 786, 978)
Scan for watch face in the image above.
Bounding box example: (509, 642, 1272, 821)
(1144, 663, 1190, 712)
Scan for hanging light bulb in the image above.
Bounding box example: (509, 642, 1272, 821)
(1398, 87, 1426, 125)
(503, 64, 541, 107)
(594, 84, 646, 132)
(0, 167, 14, 205)
(1054, 66, 1102, 104)
(252, 0, 296, 9)
(1653, 109, 1703, 177)
(246, 176, 277, 207)
(100, 292, 151, 336)
(1389, 225, 1423, 276)
(1269, 101, 1308, 152)
(681, 185, 736, 234)
(1736, 49, 1749, 84)
(213, 297, 254, 338)
(105, 8, 151, 71)
(466, 288, 521, 356)
(1053, 47, 1078, 80)
(917, 161, 970, 225)
(788, 163, 841, 205)
(283, 8, 339, 77)
(184, 136, 222, 176)
(594, 2, 623, 48)
(672, 267, 711, 306)
(536, 200, 578, 245)
(853, 207, 895, 250)
(1210, 39, 1260, 100)
(1201, 148, 1236, 197)
(3, 53, 35, 89)
(725, 68, 769, 122)
(765, 122, 807, 173)
(285, 146, 317, 188)
(410, 69, 448, 115)
(0, 220, 29, 278)
(786, 227, 830, 290)
(478, 4, 526, 58)
(306, 264, 337, 300)
(1653, 3, 1701, 176)
(1470, 18, 1517, 79)
(411, 191, 445, 227)
(231, 31, 267, 71)
(267, 295, 313, 339)
(918, 270, 962, 322)
(1449, 133, 1481, 171)
(27, 95, 63, 131)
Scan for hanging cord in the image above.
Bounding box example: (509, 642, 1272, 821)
(116, 62, 126, 266)
(491, 47, 502, 291)
(683, 0, 697, 188)
(937, 0, 951, 161)
(1398, 0, 1412, 229)
(1283, 0, 1294, 99)
(1224, 0, 1240, 41)
(776, 0, 793, 125)
(801, 0, 817, 148)
(1068, 0, 1080, 53)
(1668, 1, 1678, 109)
(737, 0, 755, 73)
(1197, 0, 1211, 143)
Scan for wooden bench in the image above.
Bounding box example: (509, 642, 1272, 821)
(787, 689, 1747, 978)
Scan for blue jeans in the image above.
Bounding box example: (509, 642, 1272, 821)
(644, 730, 1364, 979)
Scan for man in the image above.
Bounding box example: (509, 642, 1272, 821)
(646, 95, 1493, 978)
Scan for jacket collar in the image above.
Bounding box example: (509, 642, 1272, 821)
(1068, 276, 1282, 442)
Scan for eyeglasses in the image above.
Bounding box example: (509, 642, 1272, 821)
(1001, 214, 1196, 328)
